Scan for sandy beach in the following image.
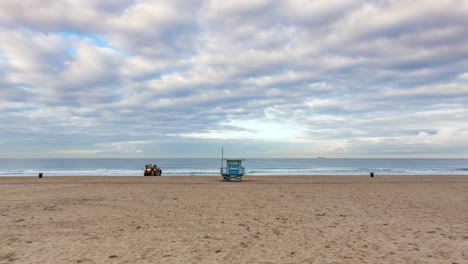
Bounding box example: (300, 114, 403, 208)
(1, 175, 467, 263)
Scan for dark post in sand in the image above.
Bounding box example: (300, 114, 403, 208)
(39, 173, 43, 178)
(370, 172, 374, 177)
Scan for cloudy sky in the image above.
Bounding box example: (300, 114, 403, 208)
(1, 0, 468, 158)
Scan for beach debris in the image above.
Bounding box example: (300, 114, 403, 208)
(144, 164, 162, 176)
(39, 173, 43, 178)
(370, 172, 374, 177)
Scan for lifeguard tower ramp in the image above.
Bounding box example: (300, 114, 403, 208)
(220, 159, 245, 181)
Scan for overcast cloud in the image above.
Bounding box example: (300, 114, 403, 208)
(1, 0, 468, 158)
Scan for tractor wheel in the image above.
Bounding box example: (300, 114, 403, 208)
(151, 170, 155, 176)
(159, 170, 162, 176)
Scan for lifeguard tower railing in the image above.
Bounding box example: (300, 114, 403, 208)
(220, 159, 245, 181)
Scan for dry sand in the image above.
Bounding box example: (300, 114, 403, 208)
(1, 175, 468, 263)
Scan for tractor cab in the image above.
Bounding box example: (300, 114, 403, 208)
(144, 163, 162, 176)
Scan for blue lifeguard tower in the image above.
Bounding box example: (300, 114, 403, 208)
(220, 159, 245, 181)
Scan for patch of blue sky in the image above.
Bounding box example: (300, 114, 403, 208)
(65, 46, 77, 57)
(9, 106, 40, 113)
(59, 32, 131, 58)
(183, 53, 195, 61)
(0, 48, 7, 62)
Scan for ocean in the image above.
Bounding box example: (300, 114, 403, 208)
(1, 158, 468, 176)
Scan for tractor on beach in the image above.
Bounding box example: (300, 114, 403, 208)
(144, 163, 162, 176)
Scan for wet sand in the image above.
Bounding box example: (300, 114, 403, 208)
(1, 175, 468, 263)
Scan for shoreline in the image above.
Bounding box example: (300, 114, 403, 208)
(1, 175, 467, 263)
(2, 173, 468, 177)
